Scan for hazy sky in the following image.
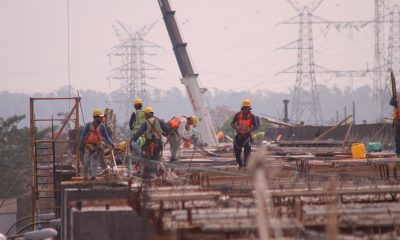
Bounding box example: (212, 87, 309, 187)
(0, 0, 380, 94)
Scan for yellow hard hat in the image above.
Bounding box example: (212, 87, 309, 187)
(143, 107, 154, 114)
(242, 99, 251, 107)
(93, 108, 104, 117)
(134, 98, 142, 105)
(191, 116, 198, 126)
(119, 141, 127, 151)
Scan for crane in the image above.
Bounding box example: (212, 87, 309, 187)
(157, 0, 218, 146)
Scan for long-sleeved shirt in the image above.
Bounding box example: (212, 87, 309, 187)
(390, 96, 398, 108)
(176, 117, 188, 138)
(230, 111, 258, 132)
(131, 117, 170, 142)
(129, 112, 136, 131)
(79, 122, 113, 148)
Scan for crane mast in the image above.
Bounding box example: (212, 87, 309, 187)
(157, 0, 218, 146)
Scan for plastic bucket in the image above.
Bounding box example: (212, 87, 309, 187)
(351, 143, 366, 159)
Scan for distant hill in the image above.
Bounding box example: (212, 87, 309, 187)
(0, 84, 376, 127)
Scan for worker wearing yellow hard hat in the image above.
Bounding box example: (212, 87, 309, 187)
(167, 115, 199, 161)
(119, 141, 127, 151)
(93, 108, 104, 117)
(129, 98, 146, 160)
(230, 99, 259, 170)
(131, 107, 170, 177)
(118, 140, 134, 175)
(242, 99, 251, 107)
(143, 106, 154, 114)
(79, 108, 114, 180)
(129, 98, 145, 133)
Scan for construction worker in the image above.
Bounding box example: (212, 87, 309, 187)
(98, 112, 111, 169)
(231, 99, 258, 169)
(79, 108, 114, 180)
(390, 95, 400, 155)
(129, 98, 146, 157)
(168, 115, 198, 161)
(129, 98, 145, 131)
(131, 107, 169, 176)
(118, 141, 134, 175)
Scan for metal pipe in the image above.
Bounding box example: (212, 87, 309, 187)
(283, 100, 290, 123)
(30, 98, 36, 223)
(51, 116, 57, 217)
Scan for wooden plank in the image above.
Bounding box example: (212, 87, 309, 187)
(314, 115, 353, 141)
(269, 187, 400, 197)
(146, 191, 221, 201)
(304, 206, 400, 216)
(172, 208, 257, 221)
(268, 146, 349, 154)
(277, 140, 346, 146)
(260, 116, 295, 127)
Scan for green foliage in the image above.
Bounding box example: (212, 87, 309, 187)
(0, 115, 31, 198)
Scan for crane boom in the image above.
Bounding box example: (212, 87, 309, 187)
(157, 0, 218, 145)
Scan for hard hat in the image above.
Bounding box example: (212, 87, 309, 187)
(134, 98, 142, 105)
(119, 141, 126, 151)
(242, 99, 251, 107)
(93, 108, 104, 117)
(191, 116, 198, 126)
(143, 107, 154, 114)
(216, 131, 224, 140)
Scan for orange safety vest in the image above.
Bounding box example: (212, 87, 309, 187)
(237, 112, 253, 128)
(168, 116, 187, 129)
(394, 110, 400, 120)
(85, 122, 103, 144)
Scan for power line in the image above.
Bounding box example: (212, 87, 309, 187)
(66, 0, 71, 103)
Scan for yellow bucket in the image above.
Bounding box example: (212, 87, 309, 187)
(351, 143, 366, 159)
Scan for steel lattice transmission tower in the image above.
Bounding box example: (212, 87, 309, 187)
(374, 0, 386, 121)
(282, 0, 324, 125)
(384, 4, 400, 116)
(108, 21, 161, 123)
(373, 1, 400, 121)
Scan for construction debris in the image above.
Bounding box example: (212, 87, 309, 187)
(26, 98, 400, 239)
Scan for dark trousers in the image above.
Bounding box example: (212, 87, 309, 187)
(395, 123, 400, 155)
(234, 134, 251, 167)
(143, 139, 162, 177)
